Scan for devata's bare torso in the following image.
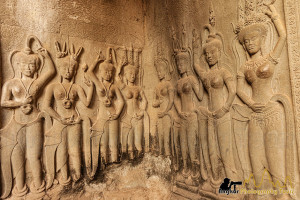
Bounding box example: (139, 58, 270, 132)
(201, 68, 228, 112)
(243, 55, 275, 104)
(9, 78, 40, 123)
(123, 85, 142, 116)
(177, 76, 196, 113)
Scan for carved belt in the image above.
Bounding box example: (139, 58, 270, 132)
(251, 103, 281, 129)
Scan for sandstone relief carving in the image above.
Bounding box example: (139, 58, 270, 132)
(172, 32, 204, 187)
(193, 28, 238, 192)
(233, 3, 295, 199)
(170, 1, 297, 200)
(0, 0, 299, 199)
(169, 6, 240, 198)
(43, 42, 94, 189)
(118, 52, 149, 161)
(0, 36, 55, 198)
(153, 57, 181, 170)
(86, 47, 125, 178)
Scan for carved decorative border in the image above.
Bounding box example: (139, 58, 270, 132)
(283, 0, 300, 135)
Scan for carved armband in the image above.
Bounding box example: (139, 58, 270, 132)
(271, 14, 280, 21)
(221, 105, 230, 112)
(268, 54, 279, 65)
(237, 70, 245, 79)
(224, 76, 234, 82)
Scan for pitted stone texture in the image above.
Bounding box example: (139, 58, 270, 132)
(44, 154, 172, 200)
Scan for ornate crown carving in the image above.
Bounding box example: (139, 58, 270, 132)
(233, 0, 275, 35)
(55, 41, 83, 62)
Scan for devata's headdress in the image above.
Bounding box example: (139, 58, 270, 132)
(201, 2, 224, 55)
(55, 41, 83, 82)
(117, 45, 142, 85)
(55, 41, 83, 63)
(10, 35, 45, 78)
(232, 0, 275, 43)
(232, 0, 276, 67)
(154, 57, 173, 81)
(171, 24, 194, 76)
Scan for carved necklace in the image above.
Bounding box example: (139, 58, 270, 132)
(244, 56, 267, 71)
(19, 78, 35, 115)
(101, 79, 112, 107)
(60, 82, 74, 109)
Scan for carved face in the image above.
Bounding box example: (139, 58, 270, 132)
(18, 55, 38, 78)
(100, 63, 114, 81)
(124, 68, 136, 83)
(243, 30, 263, 55)
(156, 64, 166, 80)
(204, 45, 220, 67)
(176, 56, 188, 75)
(60, 58, 77, 80)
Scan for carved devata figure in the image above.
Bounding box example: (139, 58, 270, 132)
(153, 58, 180, 170)
(118, 48, 149, 160)
(233, 2, 294, 199)
(172, 30, 204, 186)
(86, 48, 124, 178)
(43, 42, 94, 189)
(192, 7, 239, 193)
(0, 36, 56, 198)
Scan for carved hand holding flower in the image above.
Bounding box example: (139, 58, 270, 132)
(135, 110, 144, 120)
(158, 111, 166, 118)
(249, 102, 265, 113)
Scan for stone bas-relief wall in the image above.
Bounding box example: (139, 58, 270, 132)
(0, 0, 299, 200)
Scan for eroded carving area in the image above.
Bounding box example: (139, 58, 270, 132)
(0, 0, 299, 199)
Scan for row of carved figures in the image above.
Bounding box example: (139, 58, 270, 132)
(0, 37, 149, 198)
(0, 4, 296, 200)
(154, 4, 295, 200)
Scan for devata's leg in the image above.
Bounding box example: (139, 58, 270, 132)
(11, 144, 26, 193)
(134, 118, 143, 156)
(91, 133, 102, 177)
(180, 121, 188, 173)
(100, 124, 109, 164)
(121, 124, 131, 154)
(26, 122, 43, 188)
(157, 117, 164, 155)
(162, 115, 171, 157)
(56, 127, 70, 185)
(199, 117, 211, 179)
(216, 115, 238, 180)
(68, 124, 82, 182)
(265, 105, 287, 200)
(128, 128, 134, 159)
(109, 119, 119, 163)
(187, 115, 199, 177)
(248, 118, 271, 191)
(173, 125, 180, 171)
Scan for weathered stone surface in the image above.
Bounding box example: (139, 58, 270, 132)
(0, 0, 300, 199)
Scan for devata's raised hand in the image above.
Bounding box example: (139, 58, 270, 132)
(37, 48, 50, 58)
(264, 4, 279, 20)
